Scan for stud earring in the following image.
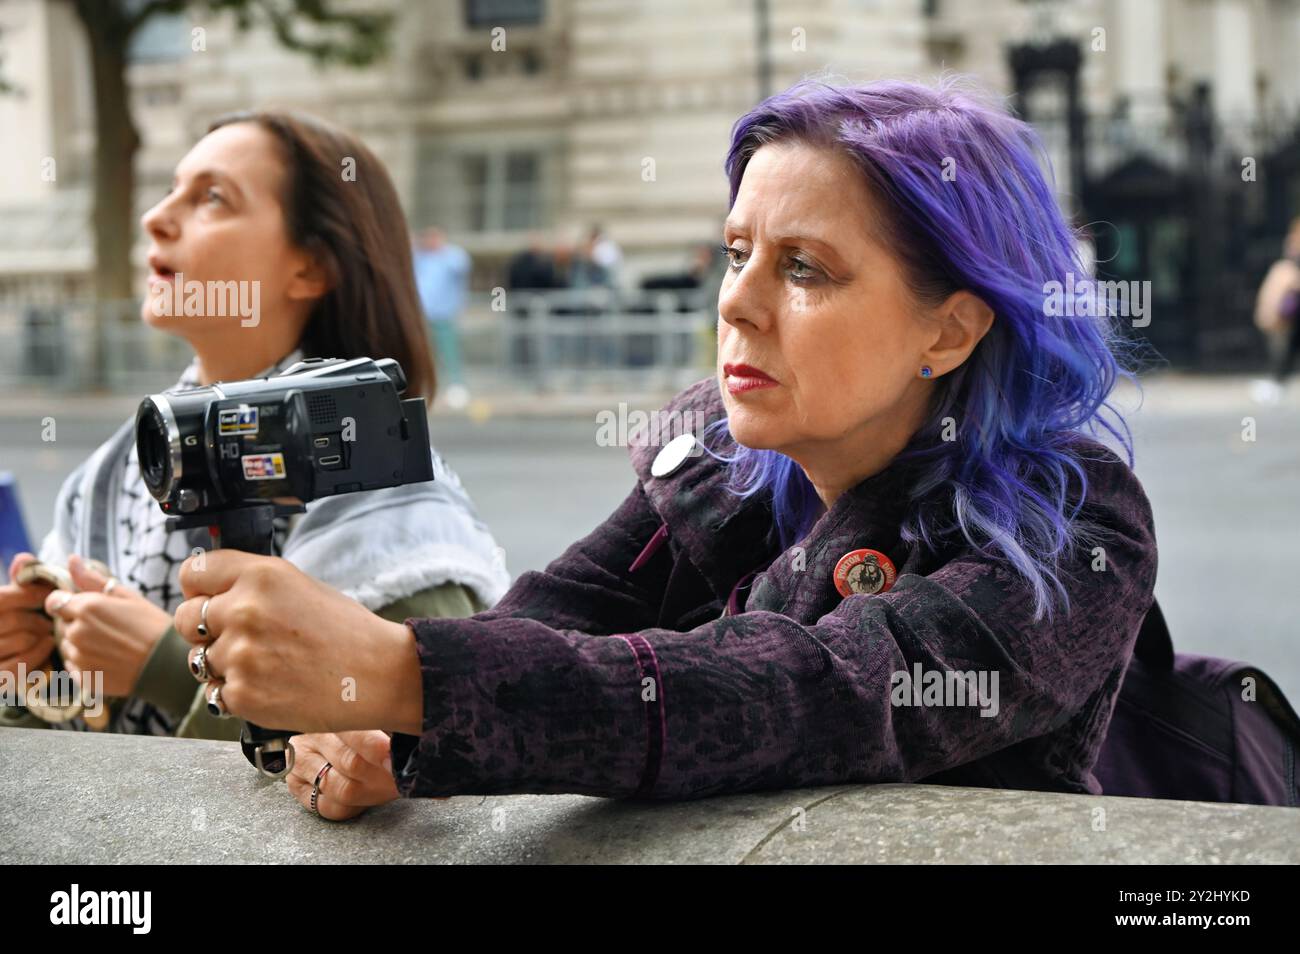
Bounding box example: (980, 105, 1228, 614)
(920, 366, 933, 378)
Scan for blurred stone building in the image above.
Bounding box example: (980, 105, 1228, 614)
(2, 0, 1300, 365)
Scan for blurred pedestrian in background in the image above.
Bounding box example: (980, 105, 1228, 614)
(1252, 217, 1300, 404)
(634, 242, 727, 368)
(506, 233, 561, 292)
(588, 224, 623, 288)
(552, 236, 593, 364)
(570, 230, 610, 289)
(641, 242, 725, 292)
(414, 226, 471, 409)
(505, 233, 561, 374)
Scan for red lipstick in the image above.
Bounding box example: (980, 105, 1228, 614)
(724, 362, 779, 394)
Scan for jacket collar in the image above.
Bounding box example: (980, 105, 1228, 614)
(628, 378, 771, 596)
(629, 376, 930, 613)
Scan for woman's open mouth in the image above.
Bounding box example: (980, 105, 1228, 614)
(724, 363, 779, 394)
(147, 254, 178, 285)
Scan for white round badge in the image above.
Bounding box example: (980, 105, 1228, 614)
(651, 433, 699, 478)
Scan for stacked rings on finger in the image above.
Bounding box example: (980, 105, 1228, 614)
(310, 762, 333, 816)
(205, 684, 228, 718)
(196, 597, 212, 639)
(189, 645, 211, 682)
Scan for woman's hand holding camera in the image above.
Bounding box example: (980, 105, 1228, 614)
(174, 550, 425, 736)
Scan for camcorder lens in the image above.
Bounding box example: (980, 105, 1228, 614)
(135, 400, 173, 499)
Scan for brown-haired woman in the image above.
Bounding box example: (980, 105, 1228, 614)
(0, 111, 510, 817)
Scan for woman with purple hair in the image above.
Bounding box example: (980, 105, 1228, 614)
(168, 77, 1159, 815)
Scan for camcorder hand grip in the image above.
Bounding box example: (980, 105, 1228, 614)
(186, 502, 301, 780)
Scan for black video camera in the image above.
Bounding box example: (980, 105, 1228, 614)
(135, 356, 434, 777)
(136, 355, 432, 525)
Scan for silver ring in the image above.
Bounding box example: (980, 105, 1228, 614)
(196, 597, 211, 639)
(205, 683, 228, 718)
(102, 577, 119, 596)
(311, 762, 333, 816)
(189, 644, 210, 682)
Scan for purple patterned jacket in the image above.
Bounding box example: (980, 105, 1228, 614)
(390, 377, 1159, 801)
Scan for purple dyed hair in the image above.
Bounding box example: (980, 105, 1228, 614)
(701, 76, 1147, 623)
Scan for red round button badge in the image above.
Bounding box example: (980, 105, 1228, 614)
(833, 548, 897, 597)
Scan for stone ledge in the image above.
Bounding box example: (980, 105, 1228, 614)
(1, 728, 1296, 864)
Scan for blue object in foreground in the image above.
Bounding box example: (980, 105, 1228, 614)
(0, 471, 33, 570)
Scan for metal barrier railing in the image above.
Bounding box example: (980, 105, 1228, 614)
(0, 300, 191, 394)
(0, 289, 718, 396)
(493, 288, 715, 392)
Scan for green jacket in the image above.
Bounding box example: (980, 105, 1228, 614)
(0, 581, 483, 739)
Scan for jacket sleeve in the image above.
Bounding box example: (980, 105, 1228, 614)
(134, 624, 203, 722)
(389, 456, 1159, 801)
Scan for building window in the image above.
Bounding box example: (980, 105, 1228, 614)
(502, 153, 541, 230)
(463, 0, 544, 28)
(128, 13, 188, 62)
(461, 155, 488, 230)
(417, 142, 552, 233)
